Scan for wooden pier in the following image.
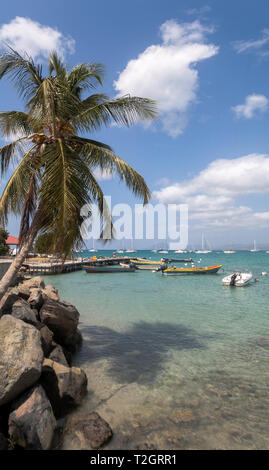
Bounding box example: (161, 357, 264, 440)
(22, 256, 138, 275)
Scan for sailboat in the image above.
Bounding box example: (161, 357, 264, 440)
(195, 233, 212, 254)
(250, 240, 260, 252)
(125, 239, 136, 253)
(158, 243, 168, 254)
(117, 239, 125, 254)
(88, 238, 97, 253)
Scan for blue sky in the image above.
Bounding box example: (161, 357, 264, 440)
(1, 0, 269, 249)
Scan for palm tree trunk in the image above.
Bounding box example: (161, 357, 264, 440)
(0, 205, 42, 299)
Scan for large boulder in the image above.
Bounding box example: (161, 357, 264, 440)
(11, 285, 31, 301)
(39, 299, 79, 348)
(8, 385, 57, 450)
(0, 290, 19, 317)
(41, 359, 87, 417)
(28, 288, 44, 311)
(35, 323, 54, 356)
(42, 285, 59, 302)
(49, 344, 69, 367)
(11, 299, 39, 326)
(0, 316, 44, 406)
(63, 412, 113, 450)
(21, 276, 45, 290)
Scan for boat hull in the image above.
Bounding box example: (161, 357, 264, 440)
(163, 265, 222, 275)
(222, 272, 252, 286)
(84, 265, 135, 273)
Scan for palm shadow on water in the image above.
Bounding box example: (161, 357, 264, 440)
(77, 321, 216, 385)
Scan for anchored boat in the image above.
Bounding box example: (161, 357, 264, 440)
(130, 258, 166, 270)
(222, 271, 252, 286)
(162, 264, 222, 275)
(84, 263, 135, 273)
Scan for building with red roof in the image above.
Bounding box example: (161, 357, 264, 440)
(6, 236, 19, 245)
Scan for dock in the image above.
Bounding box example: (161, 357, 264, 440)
(22, 256, 139, 275)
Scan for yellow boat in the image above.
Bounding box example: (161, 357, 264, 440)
(163, 264, 222, 275)
(130, 258, 166, 270)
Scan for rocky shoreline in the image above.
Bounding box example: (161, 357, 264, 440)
(0, 276, 113, 450)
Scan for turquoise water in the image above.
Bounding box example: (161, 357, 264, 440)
(46, 251, 269, 449)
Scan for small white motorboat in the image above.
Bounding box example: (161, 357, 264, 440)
(222, 271, 253, 287)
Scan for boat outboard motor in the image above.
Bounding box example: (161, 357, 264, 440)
(157, 264, 168, 272)
(230, 273, 237, 286)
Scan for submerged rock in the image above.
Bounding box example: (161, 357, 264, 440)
(8, 385, 57, 450)
(0, 316, 43, 406)
(39, 299, 79, 349)
(11, 299, 39, 326)
(171, 409, 197, 425)
(63, 412, 113, 450)
(41, 359, 87, 417)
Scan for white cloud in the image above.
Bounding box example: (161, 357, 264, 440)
(114, 19, 218, 137)
(153, 154, 269, 229)
(233, 29, 269, 55)
(93, 168, 114, 181)
(0, 17, 75, 60)
(155, 177, 170, 187)
(232, 94, 268, 119)
(186, 5, 212, 16)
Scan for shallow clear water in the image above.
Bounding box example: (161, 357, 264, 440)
(46, 251, 269, 449)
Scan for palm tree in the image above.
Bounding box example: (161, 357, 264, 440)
(0, 48, 157, 298)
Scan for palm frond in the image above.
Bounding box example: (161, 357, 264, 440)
(68, 63, 104, 97)
(0, 111, 36, 138)
(0, 144, 38, 224)
(80, 141, 151, 204)
(49, 52, 67, 78)
(0, 137, 30, 175)
(71, 95, 158, 132)
(0, 45, 43, 102)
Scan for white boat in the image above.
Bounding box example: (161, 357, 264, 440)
(250, 240, 260, 252)
(222, 271, 253, 287)
(223, 250, 236, 254)
(174, 249, 187, 254)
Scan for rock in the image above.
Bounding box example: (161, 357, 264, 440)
(39, 299, 79, 348)
(28, 288, 44, 311)
(0, 290, 19, 317)
(42, 285, 59, 302)
(65, 328, 83, 353)
(41, 359, 87, 417)
(12, 285, 31, 301)
(11, 299, 39, 326)
(8, 385, 57, 450)
(171, 409, 197, 425)
(49, 345, 69, 367)
(0, 432, 8, 450)
(36, 324, 54, 356)
(63, 412, 112, 450)
(22, 276, 45, 290)
(51, 417, 66, 450)
(0, 316, 44, 406)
